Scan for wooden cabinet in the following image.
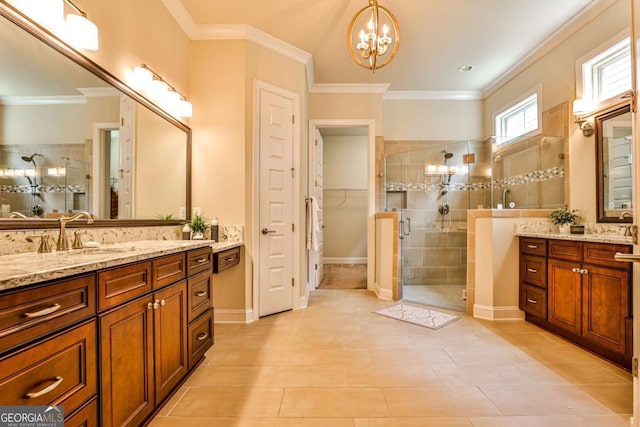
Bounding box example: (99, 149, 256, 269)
(214, 246, 241, 273)
(100, 246, 212, 426)
(0, 244, 215, 427)
(519, 237, 632, 369)
(0, 320, 97, 416)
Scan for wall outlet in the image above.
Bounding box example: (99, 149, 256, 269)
(193, 207, 201, 216)
(179, 207, 186, 219)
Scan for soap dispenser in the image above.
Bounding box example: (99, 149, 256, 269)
(211, 217, 219, 242)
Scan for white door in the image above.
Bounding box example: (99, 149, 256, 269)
(259, 88, 294, 317)
(118, 96, 135, 219)
(314, 128, 325, 286)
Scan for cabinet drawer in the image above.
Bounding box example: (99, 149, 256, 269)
(0, 274, 96, 354)
(520, 255, 546, 288)
(548, 239, 583, 262)
(520, 284, 547, 319)
(188, 271, 212, 323)
(65, 396, 98, 427)
(520, 238, 546, 256)
(187, 247, 213, 276)
(584, 242, 631, 270)
(152, 252, 186, 289)
(188, 308, 213, 370)
(214, 246, 241, 273)
(98, 261, 152, 311)
(0, 320, 96, 414)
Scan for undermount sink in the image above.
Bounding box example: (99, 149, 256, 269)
(58, 247, 136, 255)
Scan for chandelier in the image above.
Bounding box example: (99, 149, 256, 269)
(347, 0, 400, 72)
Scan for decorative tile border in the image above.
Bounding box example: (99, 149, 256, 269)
(1, 184, 87, 193)
(386, 166, 564, 193)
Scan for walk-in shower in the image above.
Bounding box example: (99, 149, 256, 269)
(382, 135, 565, 312)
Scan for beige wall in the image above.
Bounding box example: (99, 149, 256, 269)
(81, 0, 191, 97)
(384, 99, 483, 141)
(190, 39, 308, 312)
(3, 104, 86, 144)
(323, 135, 368, 261)
(483, 0, 629, 223)
(310, 93, 384, 136)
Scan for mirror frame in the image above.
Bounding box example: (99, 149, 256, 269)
(595, 102, 632, 223)
(0, 1, 191, 229)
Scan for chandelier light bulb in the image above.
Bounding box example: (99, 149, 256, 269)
(347, 0, 400, 72)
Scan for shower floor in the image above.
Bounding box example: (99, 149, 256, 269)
(402, 284, 466, 312)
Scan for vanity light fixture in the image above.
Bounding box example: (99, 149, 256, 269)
(130, 64, 193, 118)
(572, 98, 594, 137)
(6, 0, 99, 50)
(347, 0, 400, 72)
(63, 0, 99, 51)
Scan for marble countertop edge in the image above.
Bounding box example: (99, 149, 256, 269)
(0, 239, 244, 291)
(515, 230, 632, 245)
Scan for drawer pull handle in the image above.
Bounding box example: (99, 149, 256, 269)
(197, 332, 208, 341)
(527, 245, 538, 249)
(195, 258, 208, 263)
(23, 303, 62, 318)
(225, 257, 235, 262)
(195, 290, 207, 297)
(527, 298, 538, 304)
(25, 376, 63, 399)
(147, 302, 154, 310)
(527, 268, 538, 273)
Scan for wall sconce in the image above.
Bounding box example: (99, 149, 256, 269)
(7, 0, 99, 50)
(572, 98, 594, 137)
(130, 64, 193, 118)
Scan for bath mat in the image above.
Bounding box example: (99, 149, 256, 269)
(374, 303, 460, 330)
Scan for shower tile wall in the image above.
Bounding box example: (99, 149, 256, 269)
(384, 140, 491, 287)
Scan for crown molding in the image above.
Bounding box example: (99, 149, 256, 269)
(483, 0, 620, 98)
(383, 91, 483, 100)
(0, 95, 87, 105)
(76, 87, 120, 97)
(161, 0, 198, 38)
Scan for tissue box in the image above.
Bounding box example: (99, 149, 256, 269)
(570, 225, 585, 234)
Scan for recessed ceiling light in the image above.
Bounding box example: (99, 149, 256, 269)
(458, 65, 473, 72)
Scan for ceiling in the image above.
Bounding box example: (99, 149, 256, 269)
(177, 0, 600, 94)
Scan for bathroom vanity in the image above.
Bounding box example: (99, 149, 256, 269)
(0, 240, 241, 426)
(518, 232, 632, 369)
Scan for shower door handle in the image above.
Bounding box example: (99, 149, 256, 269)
(404, 217, 411, 235)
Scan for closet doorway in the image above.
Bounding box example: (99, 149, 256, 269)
(307, 120, 375, 293)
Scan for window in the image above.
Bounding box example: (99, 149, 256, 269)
(494, 89, 540, 145)
(579, 35, 631, 107)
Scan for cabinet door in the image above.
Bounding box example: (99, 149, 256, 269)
(153, 280, 188, 403)
(100, 296, 155, 427)
(548, 258, 582, 335)
(582, 264, 630, 355)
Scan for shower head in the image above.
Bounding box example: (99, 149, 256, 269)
(21, 153, 43, 163)
(442, 151, 453, 160)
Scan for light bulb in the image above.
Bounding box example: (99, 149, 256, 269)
(64, 14, 99, 50)
(178, 100, 193, 118)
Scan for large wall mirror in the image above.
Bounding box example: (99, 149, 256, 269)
(595, 103, 632, 223)
(0, 2, 190, 229)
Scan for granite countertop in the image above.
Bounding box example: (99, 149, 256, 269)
(0, 239, 243, 292)
(515, 222, 632, 245)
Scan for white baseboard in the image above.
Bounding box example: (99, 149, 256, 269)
(374, 281, 393, 301)
(473, 304, 525, 321)
(299, 293, 309, 309)
(214, 308, 255, 324)
(324, 257, 367, 264)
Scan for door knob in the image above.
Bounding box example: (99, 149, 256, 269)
(261, 228, 276, 235)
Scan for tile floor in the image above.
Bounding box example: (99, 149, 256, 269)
(318, 264, 367, 289)
(150, 289, 632, 427)
(403, 284, 467, 312)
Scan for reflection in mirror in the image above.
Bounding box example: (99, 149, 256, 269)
(596, 104, 633, 223)
(0, 2, 190, 226)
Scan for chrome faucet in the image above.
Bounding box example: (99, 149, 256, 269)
(57, 212, 94, 251)
(619, 211, 633, 220)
